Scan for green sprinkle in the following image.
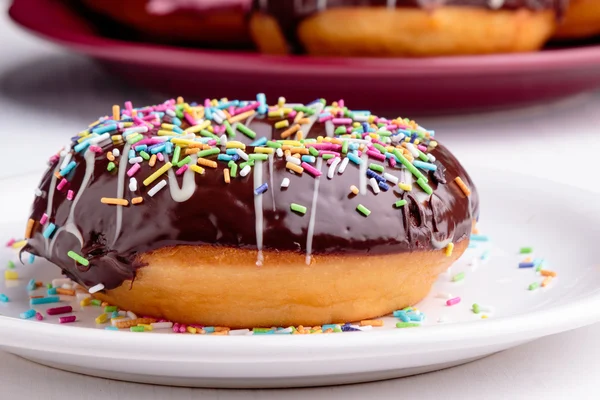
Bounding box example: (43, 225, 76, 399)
(104, 306, 117, 313)
(402, 306, 413, 312)
(535, 265, 542, 272)
(46, 283, 52, 289)
(107, 162, 116, 172)
(395, 200, 407, 208)
(520, 247, 533, 254)
(139, 151, 150, 161)
(90, 299, 102, 306)
(342, 140, 349, 154)
(266, 141, 282, 149)
(396, 322, 420, 328)
(452, 272, 465, 282)
(249, 153, 268, 161)
(128, 134, 143, 145)
(309, 147, 319, 157)
(291, 203, 307, 215)
(377, 130, 392, 137)
(224, 120, 235, 138)
(67, 251, 89, 266)
(528, 282, 540, 291)
(237, 124, 257, 139)
(335, 126, 347, 135)
(322, 154, 334, 160)
(172, 146, 181, 165)
(333, 327, 343, 333)
(369, 163, 384, 173)
(199, 129, 218, 139)
(130, 326, 145, 332)
(177, 156, 191, 168)
(417, 150, 429, 162)
(356, 204, 371, 217)
(197, 148, 220, 158)
(472, 303, 480, 314)
(372, 143, 387, 154)
(230, 163, 238, 178)
(253, 327, 272, 333)
(417, 177, 433, 195)
(7, 261, 15, 269)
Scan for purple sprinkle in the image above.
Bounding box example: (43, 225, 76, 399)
(254, 183, 269, 195)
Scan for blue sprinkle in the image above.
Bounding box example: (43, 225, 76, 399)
(413, 160, 438, 171)
(205, 107, 213, 120)
(59, 161, 77, 176)
(349, 143, 359, 151)
(27, 279, 37, 291)
(366, 169, 385, 183)
(533, 258, 544, 267)
(47, 288, 57, 295)
(378, 181, 390, 191)
(481, 250, 491, 261)
(470, 234, 489, 242)
(42, 223, 56, 239)
(301, 155, 316, 164)
(135, 144, 148, 152)
(217, 154, 233, 162)
(250, 137, 268, 147)
(231, 154, 240, 162)
(165, 142, 173, 154)
(111, 311, 120, 318)
(28, 254, 35, 264)
(218, 100, 240, 110)
(172, 117, 182, 127)
(0, 294, 8, 302)
(257, 93, 267, 114)
(30, 296, 60, 305)
(149, 144, 166, 154)
(408, 313, 424, 322)
(73, 140, 91, 153)
(393, 310, 410, 322)
(254, 183, 269, 195)
(92, 124, 117, 134)
(128, 149, 136, 159)
(319, 112, 330, 118)
(204, 327, 215, 333)
(105, 326, 118, 331)
(19, 309, 36, 319)
(322, 324, 339, 331)
(173, 126, 184, 134)
(226, 149, 238, 155)
(341, 326, 360, 332)
(362, 122, 370, 132)
(519, 262, 535, 269)
(347, 153, 362, 165)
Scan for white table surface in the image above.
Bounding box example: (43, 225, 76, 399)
(2, 3, 600, 399)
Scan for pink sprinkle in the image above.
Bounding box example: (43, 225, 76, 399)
(446, 297, 461, 306)
(40, 213, 49, 225)
(176, 164, 189, 176)
(179, 324, 187, 333)
(418, 144, 428, 152)
(204, 99, 211, 108)
(67, 190, 74, 201)
(157, 153, 165, 162)
(207, 140, 217, 146)
(125, 101, 133, 111)
(138, 107, 153, 114)
(35, 312, 44, 321)
(47, 306, 73, 315)
(385, 124, 398, 131)
(127, 163, 141, 177)
(172, 323, 180, 333)
(318, 114, 333, 123)
(367, 150, 386, 162)
(89, 145, 103, 154)
(288, 111, 297, 120)
(57, 178, 68, 191)
(49, 154, 60, 164)
(234, 102, 260, 115)
(133, 117, 146, 126)
(6, 238, 15, 247)
(346, 127, 353, 134)
(388, 157, 397, 168)
(332, 118, 352, 125)
(371, 139, 387, 147)
(228, 106, 235, 115)
(184, 112, 196, 126)
(338, 99, 345, 108)
(336, 110, 344, 118)
(59, 316, 77, 324)
(301, 162, 322, 177)
(154, 104, 168, 112)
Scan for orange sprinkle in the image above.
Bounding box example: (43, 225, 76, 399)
(101, 302, 109, 307)
(292, 153, 301, 159)
(115, 318, 156, 329)
(281, 124, 300, 139)
(542, 277, 553, 287)
(228, 110, 256, 124)
(360, 319, 384, 327)
(25, 218, 35, 239)
(107, 151, 115, 162)
(197, 158, 217, 168)
(184, 148, 200, 155)
(35, 282, 43, 287)
(290, 147, 309, 155)
(112, 105, 120, 121)
(284, 149, 291, 157)
(324, 328, 334, 334)
(132, 197, 143, 205)
(214, 327, 230, 332)
(350, 185, 359, 195)
(523, 257, 532, 263)
(56, 288, 75, 296)
(286, 162, 304, 175)
(541, 270, 557, 277)
(100, 197, 129, 206)
(149, 154, 157, 167)
(177, 96, 184, 104)
(30, 295, 44, 299)
(293, 111, 304, 123)
(211, 331, 228, 336)
(297, 118, 310, 125)
(224, 168, 230, 184)
(454, 177, 471, 197)
(54, 171, 62, 179)
(296, 131, 304, 141)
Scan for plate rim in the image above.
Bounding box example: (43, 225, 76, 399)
(9, 0, 600, 77)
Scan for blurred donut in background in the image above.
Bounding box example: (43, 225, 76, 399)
(250, 1, 566, 57)
(80, 0, 252, 48)
(554, 0, 600, 39)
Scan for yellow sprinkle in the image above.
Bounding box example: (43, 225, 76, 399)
(138, 323, 153, 331)
(211, 99, 218, 107)
(350, 185, 359, 195)
(317, 136, 324, 143)
(275, 120, 289, 129)
(5, 270, 18, 280)
(112, 135, 123, 143)
(112, 105, 120, 121)
(80, 297, 91, 307)
(430, 141, 438, 148)
(149, 154, 157, 167)
(171, 138, 204, 148)
(286, 162, 304, 175)
(278, 96, 286, 108)
(197, 158, 217, 169)
(107, 151, 115, 161)
(224, 168, 230, 183)
(445, 242, 454, 257)
(95, 313, 108, 324)
(122, 122, 133, 128)
(11, 240, 26, 249)
(368, 115, 376, 123)
(25, 218, 35, 239)
(101, 197, 129, 206)
(190, 165, 205, 175)
(542, 277, 553, 287)
(77, 134, 92, 143)
(184, 120, 211, 134)
(281, 107, 293, 115)
(88, 120, 100, 128)
(161, 123, 176, 130)
(143, 162, 172, 186)
(268, 110, 284, 118)
(280, 140, 303, 147)
(254, 147, 274, 154)
(293, 111, 304, 123)
(225, 141, 246, 150)
(157, 130, 177, 136)
(187, 326, 197, 334)
(398, 183, 412, 192)
(481, 315, 488, 319)
(132, 197, 143, 205)
(228, 110, 256, 124)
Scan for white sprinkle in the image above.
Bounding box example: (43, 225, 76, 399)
(281, 177, 290, 188)
(438, 316, 449, 323)
(213, 113, 224, 124)
(60, 152, 73, 170)
(127, 311, 137, 320)
(129, 178, 138, 192)
(276, 148, 284, 157)
(275, 327, 293, 334)
(338, 157, 350, 174)
(148, 180, 167, 197)
(236, 148, 249, 161)
(166, 109, 176, 117)
(369, 177, 380, 194)
(240, 165, 251, 177)
(219, 134, 227, 146)
(123, 126, 148, 136)
(76, 292, 91, 300)
(364, 136, 372, 142)
(427, 153, 436, 162)
(89, 132, 110, 145)
(383, 172, 399, 184)
(436, 292, 453, 300)
(88, 283, 105, 294)
(112, 148, 120, 158)
(229, 328, 252, 336)
(357, 325, 372, 331)
(405, 143, 420, 158)
(151, 322, 174, 330)
(35, 188, 43, 197)
(327, 157, 341, 179)
(52, 278, 72, 287)
(286, 156, 301, 166)
(118, 310, 127, 316)
(61, 283, 72, 290)
(353, 114, 369, 122)
(129, 156, 143, 164)
(392, 133, 405, 144)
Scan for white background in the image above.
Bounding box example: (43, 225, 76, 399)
(1, 3, 600, 399)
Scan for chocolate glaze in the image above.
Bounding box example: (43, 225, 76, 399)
(24, 113, 478, 291)
(254, 0, 569, 53)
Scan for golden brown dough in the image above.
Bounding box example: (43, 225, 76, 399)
(554, 0, 600, 39)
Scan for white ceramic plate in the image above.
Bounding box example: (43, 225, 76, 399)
(0, 168, 599, 388)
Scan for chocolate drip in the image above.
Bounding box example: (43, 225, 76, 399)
(24, 116, 478, 291)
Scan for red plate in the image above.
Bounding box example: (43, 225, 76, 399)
(9, 0, 600, 115)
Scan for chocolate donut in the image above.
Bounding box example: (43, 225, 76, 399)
(23, 96, 478, 327)
(250, 0, 567, 56)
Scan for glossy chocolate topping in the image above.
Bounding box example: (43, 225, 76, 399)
(254, 0, 568, 53)
(24, 99, 478, 291)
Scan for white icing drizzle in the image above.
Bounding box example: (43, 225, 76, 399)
(112, 143, 131, 246)
(268, 153, 276, 211)
(43, 162, 62, 253)
(305, 157, 323, 265)
(325, 120, 334, 137)
(166, 153, 199, 202)
(253, 160, 264, 266)
(327, 157, 340, 179)
(359, 152, 369, 195)
(387, 0, 397, 7)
